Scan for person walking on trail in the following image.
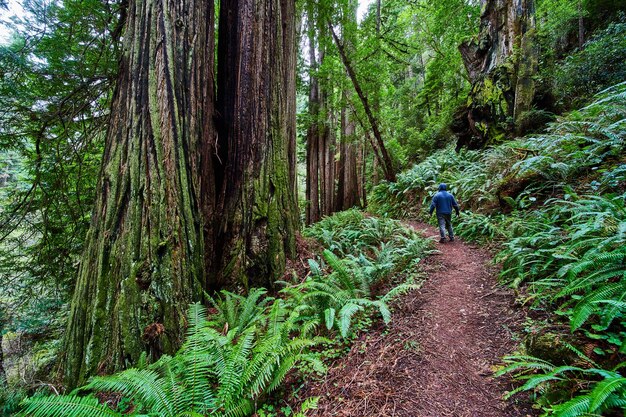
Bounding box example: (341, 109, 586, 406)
(429, 183, 460, 243)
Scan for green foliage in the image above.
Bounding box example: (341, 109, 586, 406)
(19, 302, 323, 417)
(371, 82, 626, 221)
(496, 354, 626, 416)
(552, 21, 626, 108)
(297, 210, 431, 338)
(376, 84, 626, 414)
(17, 210, 428, 416)
(455, 212, 508, 242)
(0, 0, 120, 398)
(206, 288, 272, 335)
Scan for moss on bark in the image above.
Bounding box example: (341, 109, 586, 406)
(455, 0, 538, 148)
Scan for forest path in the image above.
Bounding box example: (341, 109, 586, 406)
(294, 221, 534, 417)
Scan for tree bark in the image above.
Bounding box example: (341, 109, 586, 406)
(305, 15, 336, 223)
(328, 22, 396, 182)
(215, 0, 298, 289)
(455, 0, 538, 148)
(62, 0, 299, 388)
(337, 94, 360, 211)
(305, 18, 321, 225)
(578, 0, 585, 48)
(319, 93, 336, 217)
(62, 0, 216, 387)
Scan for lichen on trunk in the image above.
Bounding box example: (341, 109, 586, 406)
(62, 0, 299, 388)
(214, 0, 298, 289)
(62, 0, 216, 387)
(455, 0, 538, 148)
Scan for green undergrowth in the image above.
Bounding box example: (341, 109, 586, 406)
(14, 210, 432, 417)
(370, 83, 626, 416)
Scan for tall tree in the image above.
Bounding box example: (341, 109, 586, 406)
(305, 19, 321, 224)
(329, 22, 396, 182)
(215, 0, 299, 288)
(62, 0, 298, 388)
(305, 6, 336, 224)
(336, 96, 360, 210)
(336, 1, 361, 210)
(62, 0, 216, 387)
(456, 0, 538, 147)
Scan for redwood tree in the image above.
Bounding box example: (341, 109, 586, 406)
(63, 0, 298, 388)
(215, 0, 299, 289)
(305, 13, 336, 224)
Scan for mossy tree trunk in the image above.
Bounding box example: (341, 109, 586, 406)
(214, 0, 298, 289)
(63, 0, 298, 388)
(62, 0, 216, 387)
(336, 97, 360, 211)
(455, 0, 538, 148)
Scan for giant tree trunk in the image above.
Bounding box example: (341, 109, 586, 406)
(63, 0, 298, 388)
(62, 0, 216, 387)
(215, 0, 298, 289)
(455, 0, 538, 148)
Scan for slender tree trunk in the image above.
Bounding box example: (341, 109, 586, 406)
(376, 0, 381, 34)
(62, 0, 216, 387)
(578, 0, 584, 48)
(0, 308, 6, 387)
(328, 22, 395, 182)
(318, 105, 327, 216)
(336, 106, 346, 212)
(306, 124, 320, 224)
(215, 0, 298, 289)
(306, 21, 321, 225)
(0, 333, 5, 387)
(306, 15, 336, 222)
(360, 143, 367, 207)
(336, 0, 360, 211)
(285, 0, 298, 198)
(321, 106, 335, 217)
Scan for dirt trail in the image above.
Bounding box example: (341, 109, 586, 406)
(293, 222, 534, 417)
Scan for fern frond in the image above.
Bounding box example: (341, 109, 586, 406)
(18, 395, 120, 417)
(85, 368, 177, 416)
(588, 377, 626, 412)
(338, 303, 362, 337)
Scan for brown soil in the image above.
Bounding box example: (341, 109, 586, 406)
(287, 222, 536, 417)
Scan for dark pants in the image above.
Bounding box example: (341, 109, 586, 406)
(437, 214, 454, 239)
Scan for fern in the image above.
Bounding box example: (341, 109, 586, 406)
(21, 301, 323, 417)
(18, 395, 121, 417)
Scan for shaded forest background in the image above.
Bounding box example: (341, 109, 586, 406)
(0, 0, 625, 415)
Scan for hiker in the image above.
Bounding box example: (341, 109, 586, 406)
(429, 183, 460, 243)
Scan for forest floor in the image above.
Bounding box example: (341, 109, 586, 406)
(287, 221, 537, 417)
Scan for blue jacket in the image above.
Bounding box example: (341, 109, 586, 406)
(429, 183, 460, 216)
